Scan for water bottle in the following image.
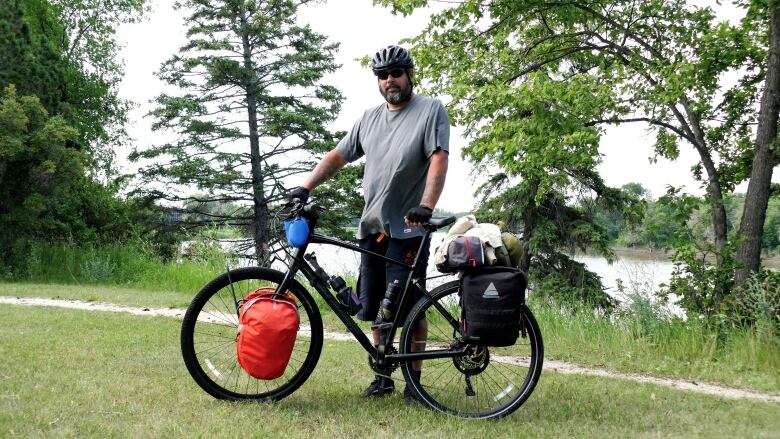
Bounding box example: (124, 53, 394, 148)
(329, 275, 362, 316)
(375, 280, 400, 325)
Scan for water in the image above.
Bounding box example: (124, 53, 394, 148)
(187, 234, 676, 301)
(573, 252, 675, 300)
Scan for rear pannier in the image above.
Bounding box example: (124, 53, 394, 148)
(460, 266, 527, 347)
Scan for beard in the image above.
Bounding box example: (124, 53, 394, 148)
(380, 80, 413, 105)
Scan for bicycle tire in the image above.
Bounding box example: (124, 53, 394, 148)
(399, 280, 543, 418)
(181, 266, 323, 401)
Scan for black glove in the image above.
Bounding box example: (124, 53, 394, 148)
(405, 205, 433, 224)
(288, 186, 310, 203)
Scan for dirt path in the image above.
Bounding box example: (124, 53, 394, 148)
(2, 295, 779, 404)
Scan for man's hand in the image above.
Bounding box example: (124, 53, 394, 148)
(404, 205, 433, 227)
(288, 186, 310, 204)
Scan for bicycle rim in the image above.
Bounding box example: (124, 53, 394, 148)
(181, 267, 323, 401)
(400, 281, 543, 418)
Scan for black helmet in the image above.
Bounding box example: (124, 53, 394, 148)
(371, 45, 414, 73)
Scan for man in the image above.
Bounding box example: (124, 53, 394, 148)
(289, 45, 450, 399)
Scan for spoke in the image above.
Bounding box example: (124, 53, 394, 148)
(195, 339, 235, 355)
(193, 331, 235, 341)
(199, 308, 238, 327)
(215, 288, 239, 318)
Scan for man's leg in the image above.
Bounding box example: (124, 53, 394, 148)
(384, 235, 431, 401)
(356, 233, 394, 397)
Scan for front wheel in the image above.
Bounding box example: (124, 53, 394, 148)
(181, 266, 323, 401)
(399, 280, 543, 418)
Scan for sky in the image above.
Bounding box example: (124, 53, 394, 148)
(116, 0, 750, 213)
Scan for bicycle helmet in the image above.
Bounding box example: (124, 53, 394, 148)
(371, 45, 414, 73)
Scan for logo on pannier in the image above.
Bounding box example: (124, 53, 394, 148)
(482, 282, 499, 299)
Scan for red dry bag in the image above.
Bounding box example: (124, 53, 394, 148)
(236, 288, 300, 380)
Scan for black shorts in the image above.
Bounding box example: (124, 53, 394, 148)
(355, 233, 430, 322)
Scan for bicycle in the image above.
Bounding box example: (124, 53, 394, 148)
(180, 201, 543, 419)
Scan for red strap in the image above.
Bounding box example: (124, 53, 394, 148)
(464, 237, 476, 267)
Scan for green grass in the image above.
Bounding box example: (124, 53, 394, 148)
(12, 242, 231, 295)
(2, 281, 779, 395)
(0, 305, 778, 438)
(3, 242, 779, 395)
(534, 301, 780, 394)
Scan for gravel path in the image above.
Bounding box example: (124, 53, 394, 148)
(2, 295, 778, 404)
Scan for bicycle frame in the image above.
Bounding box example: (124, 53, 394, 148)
(274, 226, 466, 366)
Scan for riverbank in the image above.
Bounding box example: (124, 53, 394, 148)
(577, 246, 780, 270)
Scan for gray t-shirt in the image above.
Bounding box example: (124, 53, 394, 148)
(336, 94, 450, 239)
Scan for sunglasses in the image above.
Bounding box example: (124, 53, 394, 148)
(376, 68, 405, 80)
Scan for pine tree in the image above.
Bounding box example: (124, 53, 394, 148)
(131, 0, 347, 264)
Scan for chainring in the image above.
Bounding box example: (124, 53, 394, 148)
(368, 346, 398, 377)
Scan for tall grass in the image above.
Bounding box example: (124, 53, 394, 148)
(531, 292, 780, 392)
(17, 241, 233, 295)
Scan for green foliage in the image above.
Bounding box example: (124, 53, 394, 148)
(0, 85, 183, 275)
(530, 253, 615, 309)
(0, 0, 148, 176)
(0, 0, 67, 115)
(375, 0, 780, 314)
(0, 86, 127, 261)
(734, 270, 780, 339)
(17, 240, 230, 294)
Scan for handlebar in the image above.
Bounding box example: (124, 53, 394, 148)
(280, 200, 456, 231)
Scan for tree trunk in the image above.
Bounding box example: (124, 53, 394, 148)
(734, 7, 780, 288)
(240, 9, 269, 265)
(705, 166, 729, 270)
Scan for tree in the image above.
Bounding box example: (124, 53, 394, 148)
(131, 0, 352, 264)
(0, 85, 135, 268)
(0, 0, 159, 276)
(377, 0, 780, 313)
(733, 0, 780, 287)
(49, 0, 149, 177)
(0, 0, 149, 178)
(0, 0, 68, 116)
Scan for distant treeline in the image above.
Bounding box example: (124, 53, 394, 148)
(594, 183, 780, 254)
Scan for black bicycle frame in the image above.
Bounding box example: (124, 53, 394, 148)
(274, 228, 466, 364)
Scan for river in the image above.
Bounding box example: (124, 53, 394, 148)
(196, 233, 677, 301)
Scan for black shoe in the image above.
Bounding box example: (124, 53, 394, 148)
(403, 384, 418, 403)
(403, 370, 421, 403)
(361, 376, 394, 397)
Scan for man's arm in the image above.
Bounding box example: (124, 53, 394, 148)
(302, 149, 349, 190)
(420, 149, 449, 209)
(405, 149, 449, 227)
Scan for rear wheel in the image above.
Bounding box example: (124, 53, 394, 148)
(399, 281, 543, 418)
(181, 267, 323, 401)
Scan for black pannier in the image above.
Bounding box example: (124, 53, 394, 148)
(460, 266, 527, 347)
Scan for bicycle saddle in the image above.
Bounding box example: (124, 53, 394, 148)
(428, 216, 456, 228)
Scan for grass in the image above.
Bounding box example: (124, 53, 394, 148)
(1, 305, 779, 438)
(2, 280, 779, 395)
(534, 300, 780, 394)
(13, 242, 233, 295)
(3, 243, 779, 395)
